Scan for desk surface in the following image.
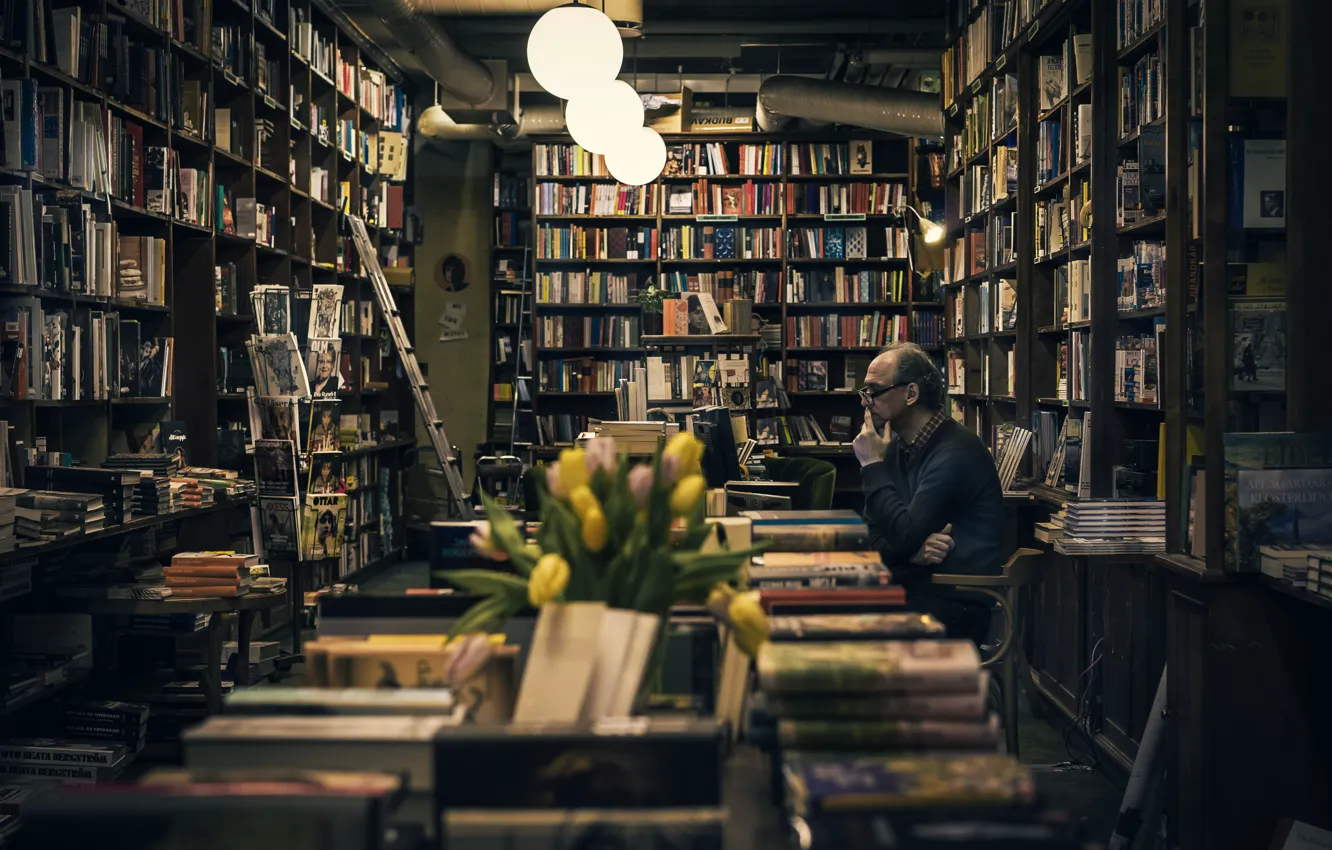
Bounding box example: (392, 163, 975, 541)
(56, 591, 287, 616)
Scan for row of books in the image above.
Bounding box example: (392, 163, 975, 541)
(963, 92, 991, 161)
(535, 271, 641, 305)
(534, 315, 640, 350)
(1114, 325, 1164, 405)
(1116, 239, 1166, 311)
(535, 225, 656, 260)
(785, 313, 909, 349)
(1119, 53, 1164, 137)
(538, 357, 639, 394)
(0, 301, 172, 400)
(787, 226, 909, 260)
(666, 180, 781, 216)
(664, 142, 784, 177)
(661, 269, 776, 303)
(660, 225, 782, 261)
(535, 182, 657, 216)
(785, 268, 908, 304)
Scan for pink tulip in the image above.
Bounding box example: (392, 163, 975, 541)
(446, 634, 493, 686)
(628, 464, 654, 508)
(546, 462, 567, 498)
(659, 452, 682, 485)
(584, 435, 619, 477)
(468, 524, 510, 562)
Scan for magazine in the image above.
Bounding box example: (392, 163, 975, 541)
(258, 496, 299, 553)
(308, 284, 344, 340)
(299, 494, 347, 561)
(307, 399, 341, 453)
(307, 338, 343, 397)
(253, 438, 299, 497)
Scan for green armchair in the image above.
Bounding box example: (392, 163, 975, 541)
(760, 457, 837, 511)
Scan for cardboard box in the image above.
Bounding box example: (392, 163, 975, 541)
(644, 88, 692, 133)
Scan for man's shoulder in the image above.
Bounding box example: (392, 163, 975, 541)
(930, 418, 991, 454)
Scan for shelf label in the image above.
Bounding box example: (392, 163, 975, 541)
(1028, 19, 1040, 39)
(264, 95, 278, 110)
(696, 214, 738, 222)
(995, 54, 1007, 71)
(971, 79, 982, 94)
(824, 213, 867, 222)
(947, 103, 959, 117)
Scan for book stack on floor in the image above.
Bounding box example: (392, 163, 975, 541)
(15, 491, 106, 543)
(1053, 499, 1166, 555)
(164, 553, 256, 598)
(23, 467, 138, 526)
(0, 487, 22, 552)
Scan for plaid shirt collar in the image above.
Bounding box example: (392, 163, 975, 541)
(901, 409, 948, 459)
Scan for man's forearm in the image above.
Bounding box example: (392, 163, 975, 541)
(861, 459, 951, 561)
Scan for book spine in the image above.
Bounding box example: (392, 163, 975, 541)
(0, 744, 120, 766)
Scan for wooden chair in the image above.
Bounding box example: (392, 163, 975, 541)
(931, 547, 1041, 757)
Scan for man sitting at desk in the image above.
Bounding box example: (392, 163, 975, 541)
(853, 342, 1006, 644)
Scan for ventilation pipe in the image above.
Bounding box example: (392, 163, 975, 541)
(363, 0, 496, 104)
(419, 103, 566, 140)
(756, 75, 944, 138)
(421, 0, 643, 37)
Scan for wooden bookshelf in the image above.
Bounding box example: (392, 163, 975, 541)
(488, 152, 534, 454)
(525, 133, 944, 455)
(0, 0, 418, 584)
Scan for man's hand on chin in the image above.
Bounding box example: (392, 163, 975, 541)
(853, 408, 893, 467)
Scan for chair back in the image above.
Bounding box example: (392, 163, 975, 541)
(760, 457, 837, 511)
(1002, 548, 1042, 586)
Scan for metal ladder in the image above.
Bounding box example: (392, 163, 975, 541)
(505, 245, 533, 457)
(347, 215, 474, 520)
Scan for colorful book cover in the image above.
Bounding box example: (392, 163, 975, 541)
(1235, 468, 1332, 572)
(1223, 432, 1332, 571)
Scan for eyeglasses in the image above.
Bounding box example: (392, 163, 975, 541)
(858, 382, 909, 403)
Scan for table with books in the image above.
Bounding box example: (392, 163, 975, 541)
(54, 552, 289, 714)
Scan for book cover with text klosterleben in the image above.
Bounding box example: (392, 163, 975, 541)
(1235, 468, 1332, 572)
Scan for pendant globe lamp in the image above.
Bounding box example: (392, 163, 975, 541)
(564, 80, 644, 154)
(606, 125, 666, 186)
(527, 2, 625, 100)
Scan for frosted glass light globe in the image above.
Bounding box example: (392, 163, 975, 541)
(527, 4, 624, 100)
(417, 104, 453, 137)
(565, 81, 644, 154)
(606, 126, 666, 186)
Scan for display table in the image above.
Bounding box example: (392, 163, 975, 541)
(57, 592, 289, 714)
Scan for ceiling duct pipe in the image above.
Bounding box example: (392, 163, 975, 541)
(363, 0, 496, 104)
(756, 74, 944, 138)
(418, 0, 643, 36)
(419, 103, 565, 140)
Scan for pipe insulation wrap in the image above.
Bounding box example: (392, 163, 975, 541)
(365, 0, 496, 104)
(756, 75, 944, 138)
(419, 104, 565, 139)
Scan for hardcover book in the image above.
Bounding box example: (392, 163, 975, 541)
(783, 752, 1036, 816)
(756, 639, 981, 694)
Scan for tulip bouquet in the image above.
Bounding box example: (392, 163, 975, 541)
(444, 432, 769, 652)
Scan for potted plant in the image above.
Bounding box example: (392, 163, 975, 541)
(442, 433, 768, 721)
(636, 282, 665, 335)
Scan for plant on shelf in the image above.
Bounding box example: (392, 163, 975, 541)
(442, 433, 768, 719)
(636, 281, 665, 335)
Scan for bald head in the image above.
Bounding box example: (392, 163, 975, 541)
(870, 342, 945, 412)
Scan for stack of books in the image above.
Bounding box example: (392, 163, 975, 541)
(0, 556, 34, 601)
(15, 492, 106, 542)
(748, 552, 893, 591)
(0, 487, 21, 552)
(1055, 499, 1166, 555)
(23, 467, 138, 526)
(1259, 547, 1332, 590)
(756, 639, 997, 752)
(130, 472, 172, 516)
(103, 452, 179, 478)
(164, 552, 257, 598)
(57, 700, 151, 754)
(178, 467, 255, 501)
(741, 510, 872, 552)
(584, 421, 681, 455)
(119, 613, 209, 634)
(0, 737, 132, 785)
(168, 478, 206, 512)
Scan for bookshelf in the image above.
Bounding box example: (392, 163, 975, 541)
(0, 0, 419, 588)
(488, 151, 534, 454)
(526, 134, 944, 463)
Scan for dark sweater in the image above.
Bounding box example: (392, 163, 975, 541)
(860, 418, 1006, 591)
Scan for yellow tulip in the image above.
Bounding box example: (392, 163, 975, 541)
(569, 485, 599, 521)
(557, 448, 589, 495)
(582, 505, 608, 552)
(727, 591, 769, 656)
(662, 432, 703, 479)
(706, 582, 736, 621)
(528, 554, 570, 606)
(669, 474, 707, 516)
